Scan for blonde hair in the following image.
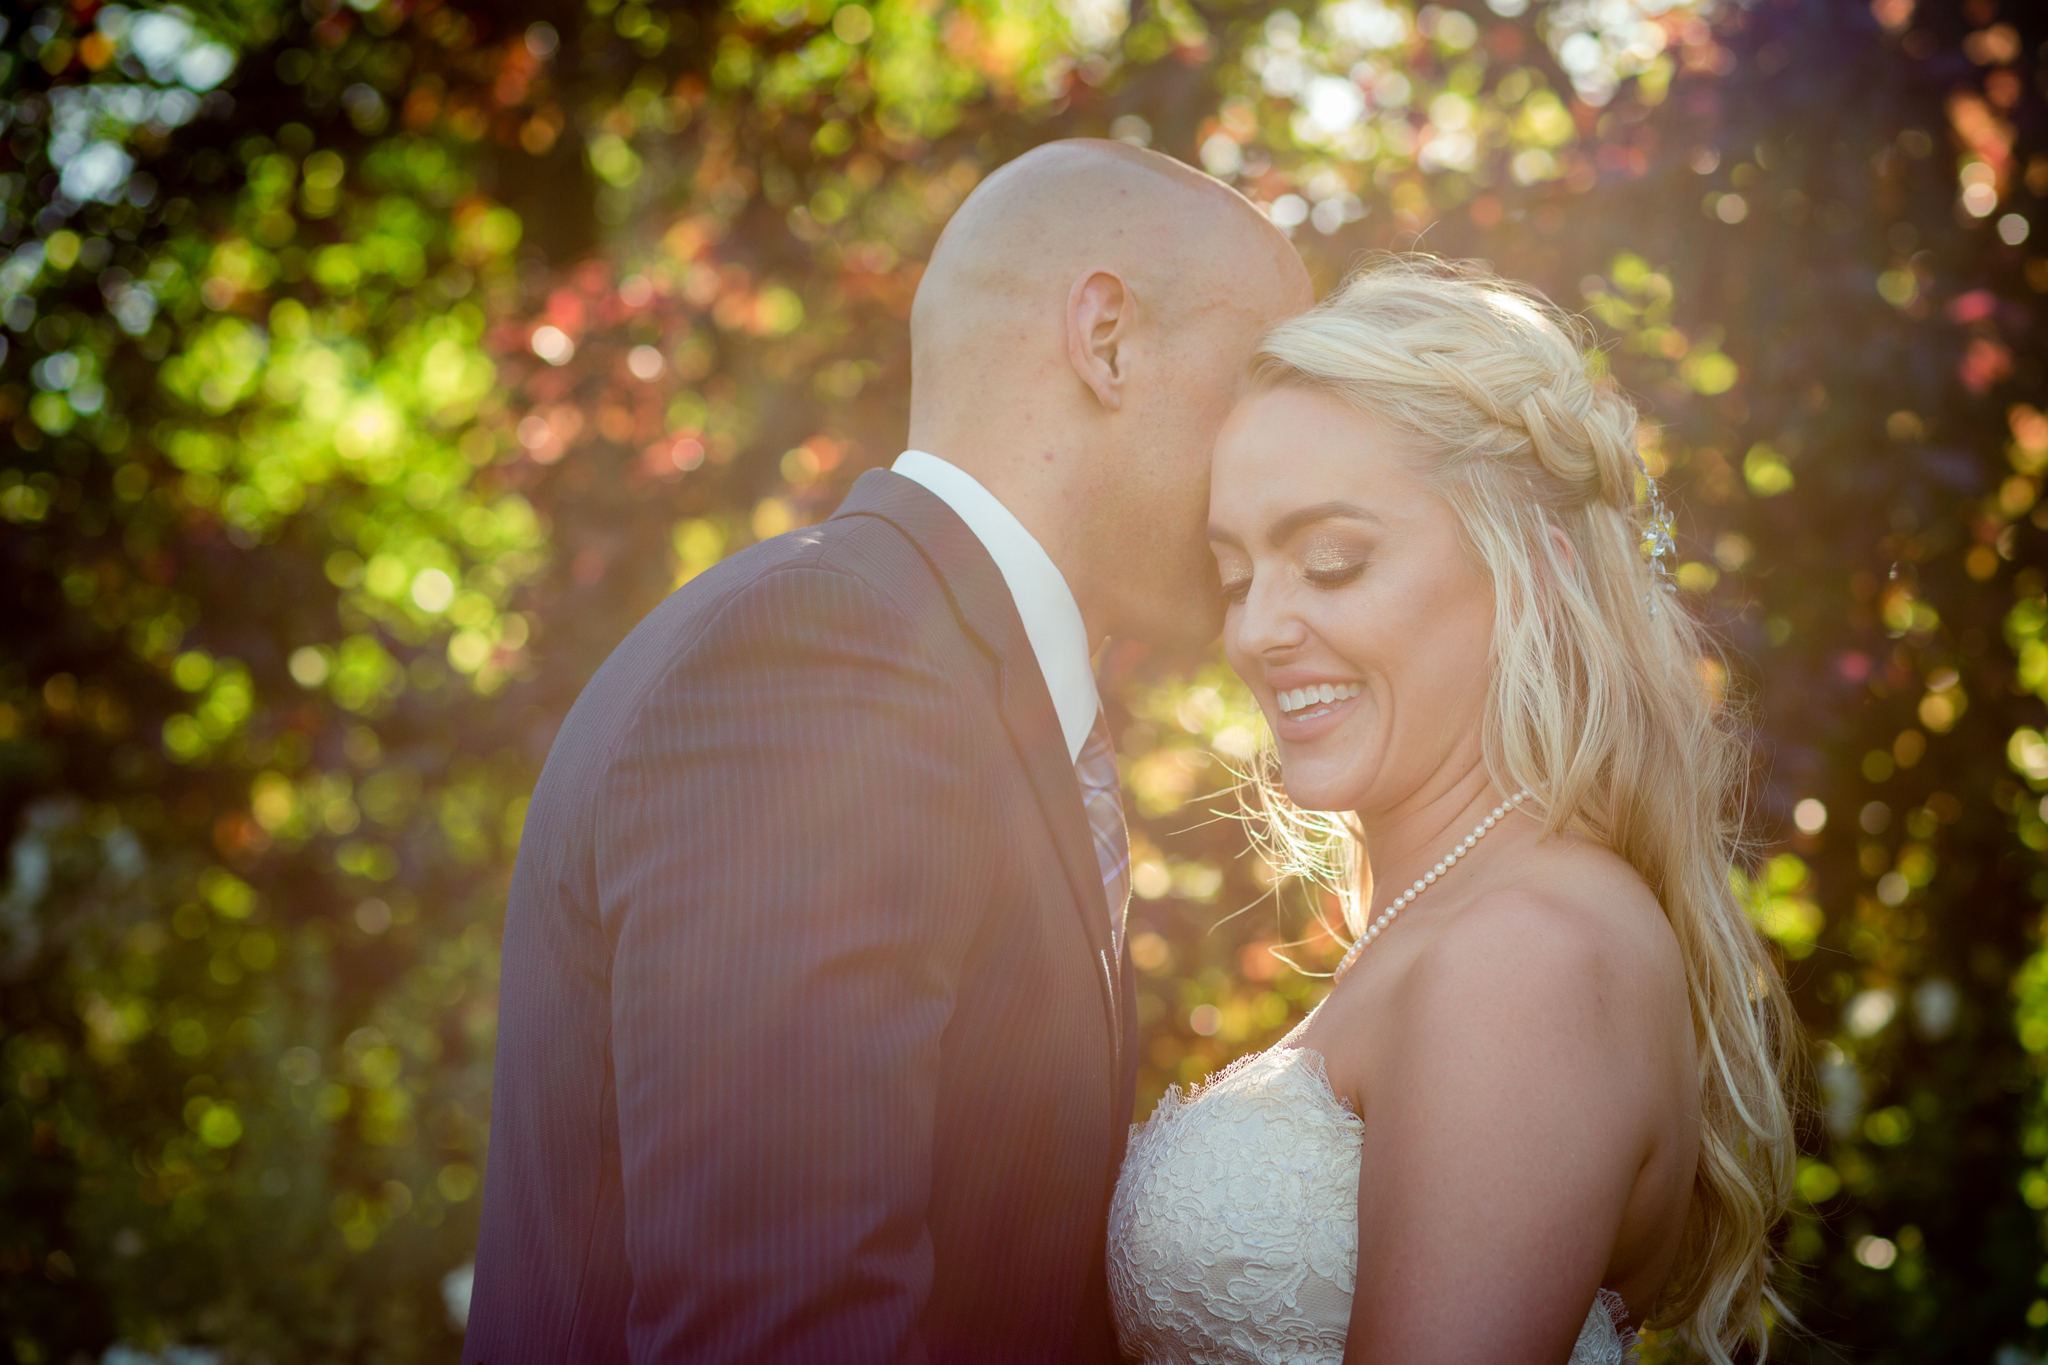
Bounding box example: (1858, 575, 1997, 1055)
(1247, 256, 1799, 1362)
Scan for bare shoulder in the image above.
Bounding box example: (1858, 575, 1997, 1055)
(1398, 849, 1686, 1048)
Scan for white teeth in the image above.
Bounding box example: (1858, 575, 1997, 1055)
(1276, 682, 1362, 714)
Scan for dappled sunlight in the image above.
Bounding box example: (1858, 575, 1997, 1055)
(2, 0, 2046, 1358)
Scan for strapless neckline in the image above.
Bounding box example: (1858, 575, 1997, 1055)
(1107, 1038, 1638, 1364)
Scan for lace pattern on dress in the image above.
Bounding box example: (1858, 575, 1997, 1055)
(1578, 1288, 1640, 1365)
(1107, 1043, 1640, 1365)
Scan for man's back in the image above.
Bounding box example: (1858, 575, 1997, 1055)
(465, 473, 1132, 1363)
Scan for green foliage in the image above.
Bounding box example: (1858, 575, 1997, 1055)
(5, 0, 2048, 1361)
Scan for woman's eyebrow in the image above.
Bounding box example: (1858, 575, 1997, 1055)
(1261, 501, 1381, 547)
(1209, 502, 1381, 548)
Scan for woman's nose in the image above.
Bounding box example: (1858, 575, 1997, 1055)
(1230, 578, 1308, 660)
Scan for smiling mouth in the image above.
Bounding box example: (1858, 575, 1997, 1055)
(1275, 682, 1363, 722)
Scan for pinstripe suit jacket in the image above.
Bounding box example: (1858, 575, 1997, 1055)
(465, 470, 1139, 1364)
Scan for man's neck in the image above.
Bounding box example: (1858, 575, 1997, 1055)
(906, 441, 1108, 642)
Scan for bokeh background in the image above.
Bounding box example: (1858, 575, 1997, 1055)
(2, 0, 2045, 1358)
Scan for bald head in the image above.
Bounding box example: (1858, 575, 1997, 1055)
(912, 140, 1295, 360)
(906, 139, 1311, 649)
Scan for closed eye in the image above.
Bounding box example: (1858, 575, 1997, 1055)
(1217, 575, 1253, 604)
(1305, 561, 1367, 590)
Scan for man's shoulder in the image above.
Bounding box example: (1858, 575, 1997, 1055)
(658, 508, 946, 641)
(571, 509, 970, 723)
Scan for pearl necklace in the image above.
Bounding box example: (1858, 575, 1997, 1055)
(1335, 790, 1531, 978)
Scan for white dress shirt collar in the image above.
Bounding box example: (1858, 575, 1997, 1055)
(891, 450, 1100, 762)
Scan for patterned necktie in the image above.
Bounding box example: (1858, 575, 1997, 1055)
(1074, 710, 1131, 953)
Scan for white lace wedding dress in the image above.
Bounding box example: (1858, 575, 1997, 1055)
(1107, 1034, 1637, 1364)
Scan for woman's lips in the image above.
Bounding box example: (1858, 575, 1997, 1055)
(1270, 681, 1363, 738)
(1275, 681, 1362, 715)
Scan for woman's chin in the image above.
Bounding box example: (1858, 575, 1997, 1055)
(1274, 765, 1370, 816)
(1271, 713, 1377, 812)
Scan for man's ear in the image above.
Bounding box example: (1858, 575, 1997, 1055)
(1068, 268, 1132, 412)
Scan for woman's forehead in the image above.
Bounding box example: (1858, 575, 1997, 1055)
(1211, 391, 1437, 520)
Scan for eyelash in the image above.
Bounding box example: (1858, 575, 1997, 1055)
(1216, 562, 1367, 605)
(1306, 562, 1367, 590)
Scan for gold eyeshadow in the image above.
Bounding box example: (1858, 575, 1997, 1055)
(1302, 543, 1364, 575)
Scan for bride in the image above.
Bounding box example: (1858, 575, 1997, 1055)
(1107, 259, 1800, 1365)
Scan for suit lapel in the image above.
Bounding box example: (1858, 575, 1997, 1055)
(832, 470, 1124, 1071)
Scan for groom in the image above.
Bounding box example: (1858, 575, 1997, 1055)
(464, 140, 1309, 1363)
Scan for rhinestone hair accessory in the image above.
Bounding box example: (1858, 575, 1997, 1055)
(1637, 454, 1677, 616)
